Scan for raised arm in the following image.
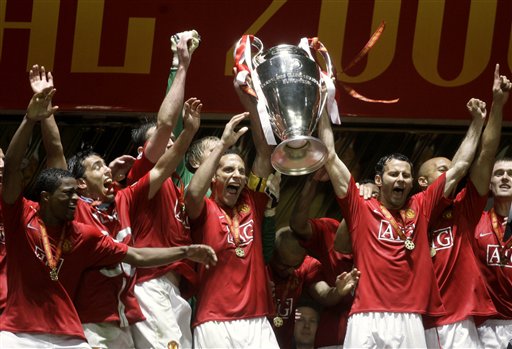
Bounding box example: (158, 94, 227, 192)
(309, 269, 360, 306)
(144, 33, 194, 163)
(184, 113, 249, 219)
(29, 65, 66, 170)
(290, 174, 319, 240)
(318, 110, 351, 198)
(3, 88, 58, 204)
(123, 244, 217, 269)
(469, 64, 511, 195)
(148, 99, 202, 199)
(233, 79, 273, 178)
(444, 98, 486, 196)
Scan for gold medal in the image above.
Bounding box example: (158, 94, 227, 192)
(273, 316, 284, 327)
(404, 238, 415, 251)
(167, 340, 179, 349)
(430, 247, 437, 257)
(50, 268, 59, 281)
(235, 247, 245, 258)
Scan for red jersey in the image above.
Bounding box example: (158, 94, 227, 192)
(424, 180, 496, 328)
(73, 198, 144, 326)
(337, 175, 446, 316)
(304, 218, 354, 347)
(126, 149, 153, 186)
(268, 255, 323, 349)
(117, 173, 196, 296)
(473, 210, 512, 319)
(190, 189, 273, 326)
(0, 196, 128, 339)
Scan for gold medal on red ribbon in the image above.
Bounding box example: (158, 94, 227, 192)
(37, 217, 66, 282)
(235, 247, 245, 258)
(430, 247, 437, 257)
(273, 316, 284, 327)
(50, 268, 59, 281)
(404, 238, 415, 251)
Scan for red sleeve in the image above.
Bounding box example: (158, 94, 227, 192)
(454, 179, 488, 227)
(336, 177, 363, 237)
(78, 222, 129, 268)
(302, 256, 324, 287)
(416, 172, 447, 221)
(301, 218, 338, 257)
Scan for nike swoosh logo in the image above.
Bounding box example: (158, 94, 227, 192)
(479, 232, 493, 237)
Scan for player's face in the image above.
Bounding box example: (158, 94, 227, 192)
(46, 177, 79, 222)
(272, 249, 305, 278)
(376, 159, 413, 210)
(212, 154, 247, 208)
(490, 160, 512, 199)
(294, 306, 319, 347)
(81, 155, 115, 202)
(418, 157, 451, 189)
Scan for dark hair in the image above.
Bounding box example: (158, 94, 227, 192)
(32, 168, 74, 201)
(359, 178, 376, 185)
(131, 120, 156, 148)
(184, 136, 220, 173)
(67, 149, 100, 179)
(375, 153, 413, 177)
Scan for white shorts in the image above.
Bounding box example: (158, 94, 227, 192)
(131, 275, 192, 349)
(343, 312, 426, 348)
(477, 319, 512, 349)
(424, 317, 480, 348)
(82, 322, 134, 349)
(0, 331, 91, 348)
(194, 317, 279, 349)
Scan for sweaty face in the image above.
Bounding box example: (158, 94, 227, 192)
(212, 154, 247, 208)
(490, 160, 512, 199)
(82, 155, 114, 202)
(47, 177, 79, 222)
(294, 306, 319, 347)
(376, 159, 413, 210)
(418, 157, 451, 189)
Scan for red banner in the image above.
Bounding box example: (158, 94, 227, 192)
(0, 0, 510, 122)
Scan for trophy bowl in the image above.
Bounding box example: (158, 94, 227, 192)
(253, 44, 328, 176)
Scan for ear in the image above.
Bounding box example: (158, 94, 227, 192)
(40, 191, 50, 203)
(137, 146, 144, 155)
(77, 178, 87, 191)
(418, 176, 428, 189)
(374, 175, 383, 187)
(190, 158, 201, 170)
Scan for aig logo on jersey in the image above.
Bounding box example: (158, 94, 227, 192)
(378, 220, 415, 244)
(226, 219, 255, 247)
(276, 297, 294, 319)
(431, 227, 454, 251)
(487, 244, 512, 267)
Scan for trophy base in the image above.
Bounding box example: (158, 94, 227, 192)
(271, 136, 328, 176)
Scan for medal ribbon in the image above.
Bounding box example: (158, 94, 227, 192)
(490, 209, 512, 262)
(220, 207, 241, 247)
(379, 205, 411, 242)
(171, 172, 186, 212)
(38, 217, 66, 280)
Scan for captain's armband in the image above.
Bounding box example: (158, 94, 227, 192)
(247, 172, 267, 193)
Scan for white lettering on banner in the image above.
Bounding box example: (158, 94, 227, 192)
(431, 227, 453, 251)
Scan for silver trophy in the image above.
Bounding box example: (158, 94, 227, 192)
(250, 38, 332, 176)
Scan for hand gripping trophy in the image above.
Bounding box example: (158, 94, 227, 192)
(234, 35, 341, 176)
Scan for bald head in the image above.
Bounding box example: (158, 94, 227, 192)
(417, 157, 451, 190)
(272, 227, 307, 278)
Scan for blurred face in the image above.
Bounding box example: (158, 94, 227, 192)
(81, 155, 114, 202)
(375, 159, 413, 210)
(294, 306, 319, 348)
(490, 160, 512, 199)
(418, 157, 451, 190)
(272, 248, 306, 278)
(45, 177, 79, 222)
(212, 154, 247, 208)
